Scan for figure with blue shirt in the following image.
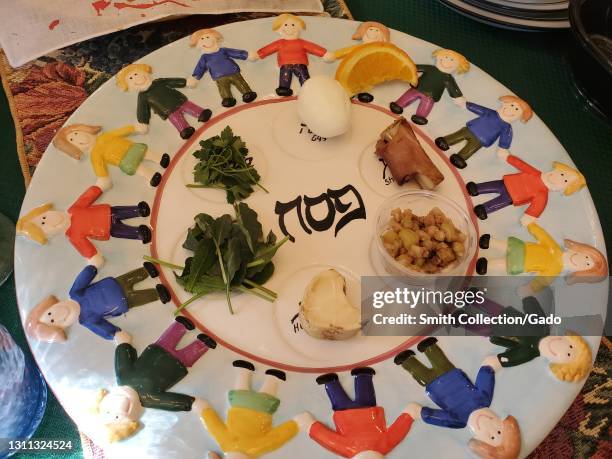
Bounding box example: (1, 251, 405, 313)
(394, 337, 522, 459)
(435, 95, 532, 169)
(26, 262, 171, 343)
(186, 28, 257, 108)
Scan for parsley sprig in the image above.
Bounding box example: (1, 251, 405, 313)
(187, 126, 268, 203)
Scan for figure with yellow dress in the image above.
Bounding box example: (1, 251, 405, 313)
(476, 223, 607, 296)
(53, 124, 169, 190)
(328, 22, 418, 103)
(193, 360, 298, 459)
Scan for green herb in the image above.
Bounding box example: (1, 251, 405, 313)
(187, 126, 268, 203)
(146, 203, 289, 315)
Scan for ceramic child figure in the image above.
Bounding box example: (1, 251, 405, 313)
(193, 360, 298, 458)
(330, 21, 391, 103)
(94, 316, 217, 442)
(467, 152, 586, 225)
(116, 63, 212, 140)
(477, 222, 608, 294)
(187, 28, 257, 108)
(253, 14, 332, 97)
(26, 262, 170, 343)
(395, 338, 521, 459)
(53, 124, 170, 190)
(390, 49, 470, 125)
(294, 368, 414, 458)
(435, 95, 533, 169)
(16, 185, 152, 268)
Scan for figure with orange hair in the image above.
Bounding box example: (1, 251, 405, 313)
(435, 95, 533, 169)
(466, 152, 586, 225)
(390, 49, 470, 125)
(25, 262, 170, 343)
(253, 14, 332, 97)
(186, 28, 257, 107)
(477, 222, 608, 295)
(116, 63, 212, 140)
(395, 338, 522, 459)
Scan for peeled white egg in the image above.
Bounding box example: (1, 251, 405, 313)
(297, 75, 352, 138)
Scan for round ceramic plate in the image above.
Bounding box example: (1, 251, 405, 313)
(15, 17, 607, 458)
(439, 0, 570, 29)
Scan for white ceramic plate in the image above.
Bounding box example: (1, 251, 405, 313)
(440, 0, 570, 29)
(15, 17, 607, 458)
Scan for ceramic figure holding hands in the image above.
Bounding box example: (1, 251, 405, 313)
(187, 28, 257, 108)
(193, 360, 298, 458)
(252, 14, 332, 97)
(329, 22, 417, 104)
(467, 152, 586, 225)
(16, 185, 152, 268)
(294, 367, 414, 458)
(116, 64, 212, 140)
(477, 222, 607, 295)
(94, 317, 216, 442)
(26, 262, 170, 343)
(435, 95, 533, 169)
(53, 124, 170, 190)
(390, 49, 470, 125)
(395, 338, 521, 459)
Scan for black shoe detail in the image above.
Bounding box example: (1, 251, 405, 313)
(417, 337, 438, 352)
(156, 284, 171, 304)
(150, 172, 162, 187)
(389, 102, 404, 114)
(357, 92, 374, 103)
(221, 98, 237, 108)
(450, 154, 467, 169)
(265, 369, 287, 381)
(143, 261, 159, 278)
(411, 115, 428, 125)
(351, 367, 376, 376)
(138, 201, 151, 217)
(316, 373, 339, 385)
(242, 91, 257, 103)
(198, 333, 217, 349)
(474, 204, 488, 220)
(233, 359, 255, 371)
(276, 87, 293, 97)
(479, 234, 491, 250)
(180, 126, 195, 139)
(476, 258, 488, 275)
(435, 137, 449, 151)
(138, 225, 152, 244)
(160, 153, 170, 169)
(198, 109, 212, 123)
(176, 315, 195, 330)
(394, 349, 416, 365)
(466, 182, 479, 197)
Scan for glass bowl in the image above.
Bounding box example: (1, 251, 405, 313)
(374, 190, 477, 281)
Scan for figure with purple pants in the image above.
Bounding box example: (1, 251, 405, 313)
(116, 63, 212, 140)
(435, 95, 533, 169)
(390, 49, 470, 125)
(93, 316, 217, 442)
(316, 368, 377, 411)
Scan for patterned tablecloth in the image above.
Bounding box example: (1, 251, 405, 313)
(0, 0, 609, 458)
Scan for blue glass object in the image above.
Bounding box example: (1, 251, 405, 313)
(0, 324, 47, 458)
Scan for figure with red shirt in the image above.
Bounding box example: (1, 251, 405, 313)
(294, 367, 414, 458)
(252, 14, 333, 97)
(466, 150, 586, 226)
(16, 185, 151, 268)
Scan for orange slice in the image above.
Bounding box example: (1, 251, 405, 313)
(335, 42, 418, 95)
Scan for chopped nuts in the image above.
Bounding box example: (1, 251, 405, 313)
(381, 207, 466, 273)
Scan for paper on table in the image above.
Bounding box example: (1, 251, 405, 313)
(0, 0, 324, 67)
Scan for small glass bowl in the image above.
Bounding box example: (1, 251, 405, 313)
(374, 190, 477, 281)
